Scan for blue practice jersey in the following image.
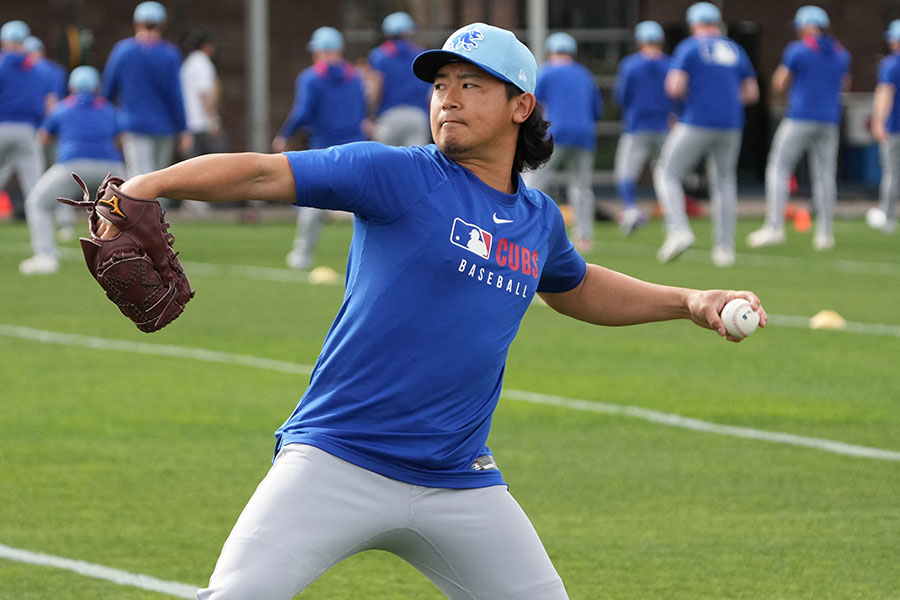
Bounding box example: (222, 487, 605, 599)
(102, 37, 187, 135)
(782, 35, 850, 124)
(0, 51, 53, 127)
(278, 60, 367, 149)
(534, 59, 603, 150)
(38, 57, 67, 99)
(275, 143, 587, 488)
(670, 34, 755, 129)
(615, 51, 672, 134)
(42, 93, 122, 163)
(879, 53, 900, 134)
(368, 39, 431, 114)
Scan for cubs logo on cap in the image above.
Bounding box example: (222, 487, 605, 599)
(413, 23, 537, 94)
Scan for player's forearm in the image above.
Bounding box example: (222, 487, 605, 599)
(873, 85, 895, 131)
(121, 152, 296, 204)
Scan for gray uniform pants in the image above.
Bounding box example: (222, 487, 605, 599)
(614, 131, 667, 183)
(879, 134, 900, 221)
(373, 105, 431, 147)
(197, 444, 567, 600)
(121, 132, 176, 208)
(653, 123, 742, 248)
(764, 118, 839, 233)
(24, 160, 125, 258)
(524, 145, 595, 242)
(0, 122, 45, 196)
(290, 206, 324, 268)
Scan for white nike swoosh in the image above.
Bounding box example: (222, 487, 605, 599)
(493, 212, 514, 224)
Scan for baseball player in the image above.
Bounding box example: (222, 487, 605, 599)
(20, 66, 124, 275)
(747, 6, 851, 251)
(102, 1, 190, 205)
(273, 26, 367, 270)
(613, 20, 673, 235)
(95, 23, 766, 599)
(868, 19, 900, 234)
(367, 11, 432, 147)
(0, 20, 54, 214)
(653, 2, 758, 267)
(524, 32, 604, 253)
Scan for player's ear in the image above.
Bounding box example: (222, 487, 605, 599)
(511, 92, 536, 124)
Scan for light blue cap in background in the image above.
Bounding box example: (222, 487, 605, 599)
(887, 19, 900, 41)
(793, 6, 830, 29)
(686, 2, 722, 25)
(382, 12, 415, 37)
(23, 35, 43, 53)
(1, 20, 30, 44)
(134, 1, 167, 24)
(413, 22, 537, 94)
(69, 65, 100, 93)
(545, 32, 577, 55)
(634, 20, 665, 43)
(307, 26, 344, 52)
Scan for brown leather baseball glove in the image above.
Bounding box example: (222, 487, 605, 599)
(58, 173, 194, 333)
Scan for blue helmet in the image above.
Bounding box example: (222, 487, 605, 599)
(794, 6, 830, 29)
(308, 26, 344, 52)
(133, 1, 167, 25)
(887, 19, 900, 42)
(686, 2, 722, 25)
(382, 12, 415, 37)
(69, 65, 100, 93)
(1, 20, 30, 44)
(634, 21, 664, 44)
(545, 32, 577, 55)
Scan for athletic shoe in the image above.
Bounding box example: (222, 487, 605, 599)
(746, 225, 786, 248)
(19, 254, 59, 275)
(285, 250, 311, 270)
(619, 207, 648, 235)
(656, 230, 695, 263)
(865, 207, 897, 233)
(711, 245, 735, 267)
(812, 231, 835, 251)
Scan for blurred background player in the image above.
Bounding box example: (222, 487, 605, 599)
(103, 1, 189, 207)
(652, 2, 759, 267)
(613, 20, 672, 235)
(524, 32, 603, 253)
(272, 26, 366, 270)
(0, 20, 54, 222)
(747, 5, 850, 251)
(869, 19, 900, 234)
(20, 66, 124, 275)
(180, 26, 225, 217)
(367, 11, 431, 147)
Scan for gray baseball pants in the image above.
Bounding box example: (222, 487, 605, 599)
(614, 131, 667, 183)
(764, 118, 839, 233)
(0, 122, 45, 196)
(197, 444, 567, 600)
(524, 145, 596, 242)
(121, 132, 176, 209)
(373, 105, 431, 147)
(879, 133, 900, 221)
(653, 123, 742, 248)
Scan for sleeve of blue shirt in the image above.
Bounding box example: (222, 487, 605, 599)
(102, 41, 124, 101)
(738, 45, 756, 81)
(279, 70, 316, 139)
(781, 41, 800, 72)
(41, 103, 63, 136)
(536, 200, 587, 293)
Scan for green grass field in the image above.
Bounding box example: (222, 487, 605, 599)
(1, 210, 899, 599)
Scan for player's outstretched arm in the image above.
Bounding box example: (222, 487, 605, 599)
(120, 152, 296, 205)
(538, 263, 767, 341)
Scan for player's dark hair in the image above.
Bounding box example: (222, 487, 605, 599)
(505, 83, 554, 173)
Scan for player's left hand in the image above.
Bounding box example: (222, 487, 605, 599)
(686, 290, 767, 342)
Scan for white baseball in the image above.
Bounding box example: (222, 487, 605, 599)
(720, 298, 760, 338)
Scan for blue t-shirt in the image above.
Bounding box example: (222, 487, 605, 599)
(275, 143, 587, 488)
(278, 60, 367, 149)
(615, 51, 672, 133)
(534, 59, 603, 150)
(38, 57, 68, 99)
(879, 53, 900, 134)
(670, 35, 756, 129)
(367, 39, 431, 114)
(0, 51, 53, 127)
(782, 35, 850, 124)
(102, 37, 187, 134)
(41, 93, 122, 163)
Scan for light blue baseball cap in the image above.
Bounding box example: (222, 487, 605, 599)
(634, 20, 665, 43)
(686, 2, 722, 25)
(1, 20, 30, 44)
(69, 65, 100, 93)
(413, 22, 537, 94)
(133, 1, 167, 24)
(545, 32, 577, 55)
(307, 26, 344, 52)
(23, 35, 43, 53)
(793, 6, 830, 29)
(887, 19, 900, 42)
(382, 12, 415, 37)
